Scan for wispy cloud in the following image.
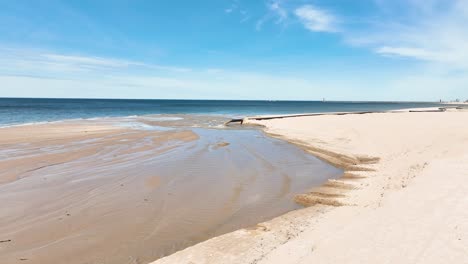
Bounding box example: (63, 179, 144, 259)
(224, 0, 250, 23)
(269, 1, 288, 24)
(42, 54, 141, 68)
(225, 3, 237, 14)
(255, 0, 289, 31)
(348, 0, 468, 70)
(0, 47, 381, 100)
(375, 47, 438, 61)
(0, 47, 191, 76)
(239, 10, 250, 23)
(340, 0, 468, 100)
(294, 5, 337, 33)
(0, 69, 381, 100)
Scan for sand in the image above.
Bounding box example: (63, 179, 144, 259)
(0, 121, 201, 264)
(0, 118, 342, 264)
(153, 108, 468, 264)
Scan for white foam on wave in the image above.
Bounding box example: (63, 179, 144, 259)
(0, 119, 72, 128)
(141, 116, 184, 121)
(116, 122, 173, 131)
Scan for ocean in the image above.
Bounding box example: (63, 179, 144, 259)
(0, 98, 441, 126)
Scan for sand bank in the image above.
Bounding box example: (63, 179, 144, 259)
(153, 108, 468, 263)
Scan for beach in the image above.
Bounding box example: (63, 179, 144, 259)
(2, 0, 467, 262)
(153, 108, 468, 263)
(1, 106, 467, 264)
(0, 116, 342, 264)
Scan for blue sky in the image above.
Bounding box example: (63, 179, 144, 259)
(0, 0, 467, 100)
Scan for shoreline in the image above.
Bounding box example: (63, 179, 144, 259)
(1, 107, 466, 263)
(225, 105, 467, 125)
(0, 117, 342, 264)
(153, 107, 468, 263)
(255, 130, 379, 207)
(0, 98, 452, 128)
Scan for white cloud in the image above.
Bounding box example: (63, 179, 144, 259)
(294, 5, 337, 32)
(333, 0, 468, 101)
(349, 0, 468, 70)
(268, 1, 287, 24)
(0, 70, 349, 100)
(375, 46, 440, 61)
(42, 54, 141, 68)
(2, 46, 465, 101)
(0, 47, 191, 76)
(0, 48, 383, 100)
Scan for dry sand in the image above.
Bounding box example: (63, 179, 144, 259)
(153, 108, 468, 264)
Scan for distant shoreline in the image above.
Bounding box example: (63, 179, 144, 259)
(0, 96, 449, 102)
(0, 97, 446, 127)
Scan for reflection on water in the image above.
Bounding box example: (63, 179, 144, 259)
(0, 118, 342, 264)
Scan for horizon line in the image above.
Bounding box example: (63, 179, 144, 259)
(0, 96, 444, 103)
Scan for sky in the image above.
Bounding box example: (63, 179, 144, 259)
(0, 0, 467, 101)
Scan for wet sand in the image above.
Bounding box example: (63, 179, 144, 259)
(0, 118, 341, 264)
